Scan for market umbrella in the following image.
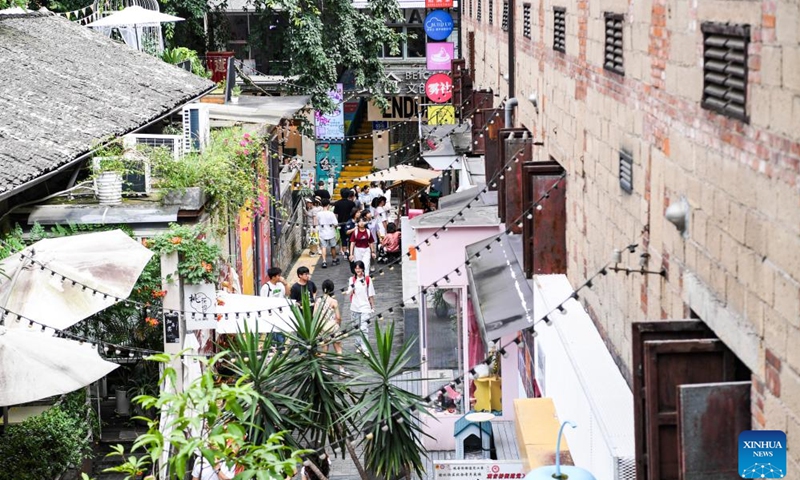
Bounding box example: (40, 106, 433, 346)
(87, 6, 184, 51)
(0, 229, 154, 331)
(215, 291, 294, 334)
(0, 326, 119, 407)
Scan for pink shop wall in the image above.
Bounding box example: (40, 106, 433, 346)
(414, 225, 504, 288)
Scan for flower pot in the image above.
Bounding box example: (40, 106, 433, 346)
(231, 96, 239, 104)
(95, 171, 123, 205)
(116, 389, 131, 416)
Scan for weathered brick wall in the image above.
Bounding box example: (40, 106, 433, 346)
(464, 0, 800, 468)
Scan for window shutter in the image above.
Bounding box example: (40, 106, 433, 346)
(553, 7, 566, 52)
(489, 0, 494, 25)
(619, 150, 633, 194)
(502, 0, 509, 30)
(604, 13, 624, 75)
(701, 22, 750, 122)
(477, 0, 482, 22)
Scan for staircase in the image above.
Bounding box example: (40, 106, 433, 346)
(336, 116, 374, 191)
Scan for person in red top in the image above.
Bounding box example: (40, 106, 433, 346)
(349, 218, 376, 274)
(380, 222, 402, 263)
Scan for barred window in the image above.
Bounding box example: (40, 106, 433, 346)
(553, 7, 566, 52)
(502, 0, 509, 30)
(604, 13, 624, 75)
(477, 0, 482, 21)
(523, 3, 531, 38)
(489, 0, 494, 25)
(701, 22, 749, 122)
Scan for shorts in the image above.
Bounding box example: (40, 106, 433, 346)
(320, 237, 338, 248)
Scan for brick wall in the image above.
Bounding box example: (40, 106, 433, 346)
(464, 0, 800, 469)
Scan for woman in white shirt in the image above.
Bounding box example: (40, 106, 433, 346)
(346, 261, 375, 353)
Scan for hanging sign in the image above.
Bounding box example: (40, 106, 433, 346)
(184, 283, 217, 331)
(424, 10, 454, 40)
(425, 0, 454, 8)
(425, 73, 453, 103)
(315, 83, 345, 141)
(427, 42, 454, 70)
(428, 105, 456, 125)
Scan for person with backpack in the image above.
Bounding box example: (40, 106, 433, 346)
(346, 261, 375, 354)
(314, 279, 342, 355)
(349, 217, 376, 274)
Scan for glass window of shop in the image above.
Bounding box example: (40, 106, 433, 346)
(380, 8, 459, 60)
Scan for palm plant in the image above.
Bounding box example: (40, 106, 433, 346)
(350, 322, 431, 480)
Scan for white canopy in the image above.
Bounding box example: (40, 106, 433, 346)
(350, 164, 441, 184)
(86, 6, 184, 27)
(215, 291, 295, 334)
(0, 326, 119, 407)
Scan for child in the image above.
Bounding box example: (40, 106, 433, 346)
(381, 222, 401, 263)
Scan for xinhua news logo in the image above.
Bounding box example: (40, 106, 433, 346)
(739, 430, 786, 478)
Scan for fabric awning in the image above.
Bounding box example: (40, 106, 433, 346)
(205, 95, 311, 124)
(466, 233, 534, 343)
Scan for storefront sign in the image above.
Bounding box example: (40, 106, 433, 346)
(184, 283, 217, 331)
(368, 97, 427, 121)
(433, 461, 526, 480)
(426, 73, 453, 103)
(427, 42, 454, 70)
(315, 143, 343, 184)
(425, 0, 453, 8)
(315, 83, 345, 141)
(428, 105, 455, 125)
(425, 10, 454, 40)
(382, 65, 431, 95)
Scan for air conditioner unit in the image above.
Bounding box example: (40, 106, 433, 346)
(182, 104, 210, 153)
(123, 134, 183, 160)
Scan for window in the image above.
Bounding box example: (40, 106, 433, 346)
(604, 13, 624, 75)
(553, 7, 566, 52)
(701, 22, 750, 122)
(502, 0, 509, 30)
(489, 0, 494, 24)
(477, 0, 482, 22)
(523, 3, 531, 38)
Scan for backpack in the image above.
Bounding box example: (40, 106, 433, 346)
(349, 275, 371, 301)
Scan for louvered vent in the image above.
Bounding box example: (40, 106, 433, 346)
(502, 0, 509, 30)
(701, 22, 750, 122)
(619, 150, 633, 194)
(469, 0, 473, 18)
(489, 0, 494, 24)
(604, 13, 624, 75)
(554, 7, 566, 52)
(523, 3, 531, 38)
(477, 0, 482, 21)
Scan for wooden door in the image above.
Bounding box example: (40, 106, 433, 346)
(522, 161, 565, 277)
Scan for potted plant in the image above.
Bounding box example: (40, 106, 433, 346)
(113, 365, 133, 417)
(231, 85, 242, 104)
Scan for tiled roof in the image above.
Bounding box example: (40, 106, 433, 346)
(0, 11, 214, 198)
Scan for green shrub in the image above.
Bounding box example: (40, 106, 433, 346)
(0, 404, 92, 480)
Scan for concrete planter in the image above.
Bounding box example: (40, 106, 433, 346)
(162, 187, 207, 210)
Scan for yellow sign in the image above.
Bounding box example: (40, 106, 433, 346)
(428, 105, 455, 125)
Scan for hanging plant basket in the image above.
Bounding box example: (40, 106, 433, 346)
(95, 171, 123, 205)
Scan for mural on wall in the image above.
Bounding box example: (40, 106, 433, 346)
(315, 84, 345, 141)
(315, 143, 343, 184)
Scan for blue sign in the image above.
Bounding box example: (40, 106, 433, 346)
(424, 11, 454, 41)
(738, 430, 786, 478)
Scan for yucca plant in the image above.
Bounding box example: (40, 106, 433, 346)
(350, 322, 431, 480)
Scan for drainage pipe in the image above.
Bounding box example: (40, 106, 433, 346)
(504, 97, 519, 126)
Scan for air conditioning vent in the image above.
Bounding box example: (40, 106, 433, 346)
(619, 150, 633, 194)
(502, 0, 509, 30)
(701, 22, 750, 122)
(124, 134, 183, 160)
(523, 3, 531, 38)
(604, 13, 624, 75)
(553, 7, 566, 52)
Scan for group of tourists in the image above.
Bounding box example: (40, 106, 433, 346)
(306, 182, 402, 273)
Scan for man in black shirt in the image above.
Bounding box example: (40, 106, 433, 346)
(314, 181, 331, 201)
(332, 188, 356, 253)
(289, 266, 317, 305)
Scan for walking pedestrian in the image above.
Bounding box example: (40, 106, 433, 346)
(346, 261, 375, 353)
(259, 267, 289, 298)
(289, 266, 317, 305)
(314, 279, 342, 355)
(358, 185, 372, 207)
(316, 198, 339, 268)
(314, 180, 331, 201)
(333, 189, 356, 256)
(349, 217, 376, 274)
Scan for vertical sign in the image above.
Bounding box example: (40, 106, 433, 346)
(315, 83, 345, 141)
(316, 143, 343, 184)
(427, 42, 454, 70)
